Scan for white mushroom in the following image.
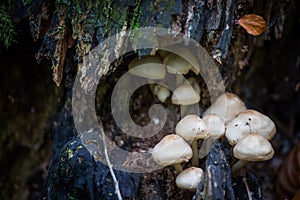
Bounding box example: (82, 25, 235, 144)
(203, 93, 246, 124)
(157, 49, 170, 59)
(177, 48, 200, 75)
(176, 115, 208, 141)
(225, 109, 276, 145)
(171, 83, 200, 105)
(233, 133, 274, 161)
(163, 53, 192, 75)
(175, 167, 204, 190)
(160, 48, 199, 75)
(187, 77, 201, 95)
(153, 84, 171, 103)
(176, 115, 207, 166)
(202, 114, 225, 139)
(231, 133, 275, 174)
(128, 55, 166, 79)
(152, 134, 193, 172)
(198, 114, 226, 159)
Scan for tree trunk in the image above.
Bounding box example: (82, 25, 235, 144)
(0, 0, 299, 199)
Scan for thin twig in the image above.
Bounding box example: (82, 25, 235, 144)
(242, 177, 253, 200)
(99, 122, 123, 200)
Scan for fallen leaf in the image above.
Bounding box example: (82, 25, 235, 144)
(238, 14, 267, 36)
(276, 141, 300, 199)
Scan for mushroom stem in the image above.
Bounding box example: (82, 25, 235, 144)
(191, 140, 199, 166)
(174, 163, 183, 173)
(232, 160, 248, 175)
(180, 105, 198, 116)
(180, 105, 188, 117)
(148, 83, 156, 98)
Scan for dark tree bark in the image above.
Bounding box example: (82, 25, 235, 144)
(0, 0, 299, 199)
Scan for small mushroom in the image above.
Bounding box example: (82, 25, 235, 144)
(231, 133, 274, 174)
(167, 48, 200, 75)
(187, 77, 201, 94)
(163, 53, 192, 75)
(176, 115, 207, 166)
(171, 83, 200, 105)
(198, 114, 226, 159)
(157, 49, 170, 59)
(160, 48, 200, 75)
(175, 167, 204, 190)
(233, 133, 274, 161)
(176, 115, 208, 141)
(152, 134, 193, 172)
(153, 84, 171, 103)
(202, 114, 225, 139)
(177, 48, 200, 75)
(203, 92, 246, 124)
(128, 55, 166, 79)
(225, 109, 276, 145)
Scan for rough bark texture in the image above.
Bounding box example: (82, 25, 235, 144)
(0, 0, 299, 199)
(193, 141, 235, 200)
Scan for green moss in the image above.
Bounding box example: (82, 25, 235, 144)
(0, 4, 16, 48)
(129, 0, 142, 30)
(67, 191, 78, 200)
(97, 0, 128, 36)
(22, 0, 31, 5)
(66, 147, 74, 159)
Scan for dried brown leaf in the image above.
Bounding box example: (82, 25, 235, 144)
(276, 141, 300, 199)
(238, 14, 267, 36)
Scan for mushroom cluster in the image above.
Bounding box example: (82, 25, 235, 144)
(128, 51, 207, 190)
(128, 52, 276, 190)
(128, 50, 201, 106)
(225, 109, 276, 174)
(151, 112, 226, 189)
(203, 93, 276, 173)
(151, 92, 276, 190)
(151, 129, 206, 190)
(151, 112, 227, 190)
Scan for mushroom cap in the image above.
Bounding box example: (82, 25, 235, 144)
(152, 134, 193, 167)
(203, 93, 246, 124)
(153, 84, 171, 103)
(171, 84, 200, 105)
(202, 114, 225, 138)
(176, 47, 200, 75)
(187, 77, 201, 94)
(225, 109, 276, 145)
(176, 115, 208, 141)
(157, 49, 170, 59)
(163, 53, 191, 74)
(233, 133, 274, 161)
(175, 167, 204, 190)
(128, 55, 166, 79)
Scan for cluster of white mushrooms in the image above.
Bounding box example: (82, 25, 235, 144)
(128, 52, 276, 191)
(128, 49, 200, 106)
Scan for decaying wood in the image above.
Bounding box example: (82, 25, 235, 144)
(233, 172, 264, 200)
(213, 0, 235, 61)
(193, 140, 235, 200)
(4, 0, 291, 199)
(35, 3, 68, 86)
